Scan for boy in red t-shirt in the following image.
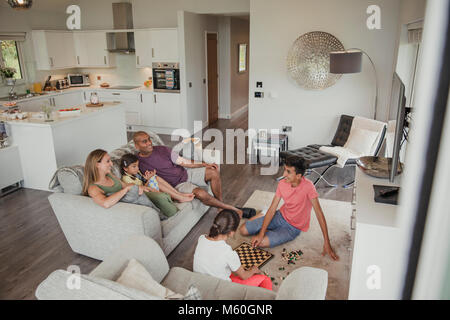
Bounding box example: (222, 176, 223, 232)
(240, 156, 339, 260)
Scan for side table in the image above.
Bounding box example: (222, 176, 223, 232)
(251, 134, 289, 165)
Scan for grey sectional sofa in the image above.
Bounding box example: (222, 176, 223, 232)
(48, 131, 212, 260)
(35, 235, 328, 300)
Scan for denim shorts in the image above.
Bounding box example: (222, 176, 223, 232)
(245, 210, 301, 247)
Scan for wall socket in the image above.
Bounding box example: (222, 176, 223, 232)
(282, 126, 292, 132)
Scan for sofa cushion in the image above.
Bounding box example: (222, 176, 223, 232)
(35, 269, 161, 300)
(57, 170, 83, 195)
(116, 258, 184, 299)
(161, 267, 276, 300)
(344, 127, 379, 156)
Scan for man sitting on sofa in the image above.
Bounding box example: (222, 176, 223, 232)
(133, 131, 248, 218)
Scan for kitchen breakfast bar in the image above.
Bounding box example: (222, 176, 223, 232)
(1, 102, 127, 191)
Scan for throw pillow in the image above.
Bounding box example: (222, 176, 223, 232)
(116, 259, 201, 300)
(344, 128, 379, 156)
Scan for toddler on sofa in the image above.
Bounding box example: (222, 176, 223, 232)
(120, 153, 193, 217)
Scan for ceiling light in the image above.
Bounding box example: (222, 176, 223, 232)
(7, 0, 33, 10)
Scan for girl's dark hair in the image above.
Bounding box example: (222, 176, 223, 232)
(208, 209, 240, 238)
(120, 153, 139, 175)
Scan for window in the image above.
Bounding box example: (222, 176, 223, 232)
(0, 40, 24, 80)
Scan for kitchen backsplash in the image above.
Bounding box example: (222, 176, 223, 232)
(78, 54, 153, 87)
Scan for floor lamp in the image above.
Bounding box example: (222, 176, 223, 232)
(329, 49, 379, 120)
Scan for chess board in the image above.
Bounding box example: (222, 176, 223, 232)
(234, 242, 274, 270)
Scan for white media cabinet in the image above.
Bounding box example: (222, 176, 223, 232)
(349, 167, 401, 299)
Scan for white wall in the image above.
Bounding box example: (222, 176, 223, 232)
(248, 0, 402, 149)
(230, 17, 249, 115)
(74, 0, 249, 29)
(178, 11, 218, 133)
(78, 54, 152, 87)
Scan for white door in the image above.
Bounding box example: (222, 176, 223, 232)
(154, 93, 181, 128)
(141, 92, 155, 126)
(151, 29, 178, 62)
(134, 30, 152, 68)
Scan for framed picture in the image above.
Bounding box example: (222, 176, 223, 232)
(238, 43, 247, 73)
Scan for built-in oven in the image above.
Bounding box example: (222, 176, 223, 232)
(152, 63, 180, 93)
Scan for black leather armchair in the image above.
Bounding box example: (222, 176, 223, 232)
(280, 115, 386, 188)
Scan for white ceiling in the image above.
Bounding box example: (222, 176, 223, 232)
(0, 0, 79, 12)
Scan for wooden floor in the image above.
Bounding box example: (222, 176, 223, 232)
(0, 111, 353, 299)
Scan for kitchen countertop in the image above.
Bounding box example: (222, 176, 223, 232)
(1, 101, 123, 127)
(0, 85, 154, 103)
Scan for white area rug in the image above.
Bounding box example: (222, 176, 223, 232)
(226, 190, 352, 300)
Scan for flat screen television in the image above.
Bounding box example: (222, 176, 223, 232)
(388, 72, 407, 182)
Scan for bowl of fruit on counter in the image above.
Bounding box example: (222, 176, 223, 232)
(58, 107, 81, 117)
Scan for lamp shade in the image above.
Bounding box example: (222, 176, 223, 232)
(329, 50, 362, 74)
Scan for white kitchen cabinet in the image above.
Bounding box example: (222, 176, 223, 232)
(73, 31, 115, 68)
(348, 168, 401, 299)
(153, 92, 181, 128)
(141, 92, 155, 126)
(94, 90, 141, 126)
(134, 30, 152, 68)
(52, 92, 84, 109)
(0, 146, 24, 190)
(32, 31, 76, 70)
(17, 96, 52, 112)
(151, 29, 178, 62)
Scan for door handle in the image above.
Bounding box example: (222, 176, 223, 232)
(152, 48, 154, 58)
(49, 57, 54, 67)
(137, 56, 140, 65)
(104, 56, 107, 65)
(154, 94, 156, 103)
(112, 93, 121, 95)
(140, 94, 143, 103)
(350, 209, 356, 230)
(77, 56, 80, 65)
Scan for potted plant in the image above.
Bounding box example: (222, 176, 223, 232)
(0, 67, 17, 85)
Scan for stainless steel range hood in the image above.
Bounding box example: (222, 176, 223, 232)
(107, 2, 135, 54)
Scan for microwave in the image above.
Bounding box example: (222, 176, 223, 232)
(67, 74, 90, 87)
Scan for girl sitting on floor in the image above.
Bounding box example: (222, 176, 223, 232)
(193, 209, 272, 290)
(120, 153, 194, 217)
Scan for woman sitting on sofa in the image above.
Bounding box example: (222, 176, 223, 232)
(82, 149, 190, 211)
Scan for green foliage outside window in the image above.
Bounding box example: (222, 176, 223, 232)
(0, 40, 22, 80)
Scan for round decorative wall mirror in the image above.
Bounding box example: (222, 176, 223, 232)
(287, 31, 345, 90)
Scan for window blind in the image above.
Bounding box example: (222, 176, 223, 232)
(0, 32, 26, 41)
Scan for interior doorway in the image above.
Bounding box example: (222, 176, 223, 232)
(206, 32, 219, 125)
